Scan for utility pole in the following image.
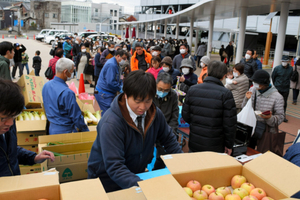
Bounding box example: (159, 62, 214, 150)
(263, 2, 275, 67)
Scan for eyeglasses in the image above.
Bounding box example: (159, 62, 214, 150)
(0, 113, 21, 123)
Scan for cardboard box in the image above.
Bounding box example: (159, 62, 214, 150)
(88, 125, 97, 132)
(17, 74, 44, 108)
(16, 109, 47, 133)
(0, 169, 60, 200)
(151, 152, 300, 200)
(20, 145, 39, 153)
(178, 106, 189, 127)
(38, 131, 97, 145)
(41, 142, 93, 183)
(17, 131, 46, 145)
(107, 187, 147, 200)
(76, 97, 96, 113)
(19, 164, 41, 175)
(60, 179, 109, 200)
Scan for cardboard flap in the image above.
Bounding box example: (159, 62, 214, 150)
(138, 174, 190, 200)
(42, 141, 93, 154)
(244, 152, 300, 197)
(38, 131, 97, 144)
(107, 187, 147, 200)
(60, 179, 109, 200)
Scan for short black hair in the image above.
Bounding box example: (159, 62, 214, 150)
(0, 41, 14, 56)
(135, 42, 143, 48)
(123, 70, 156, 101)
(55, 48, 64, 57)
(65, 53, 72, 60)
(0, 79, 24, 116)
(207, 60, 227, 79)
(115, 49, 125, 57)
(36, 50, 40, 55)
(247, 49, 254, 56)
(234, 63, 244, 74)
(180, 43, 188, 49)
(108, 41, 115, 47)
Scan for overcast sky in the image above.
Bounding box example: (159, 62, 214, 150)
(93, 0, 140, 15)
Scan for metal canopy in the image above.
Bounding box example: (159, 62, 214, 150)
(117, 0, 300, 25)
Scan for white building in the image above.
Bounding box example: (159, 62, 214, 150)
(61, 0, 92, 23)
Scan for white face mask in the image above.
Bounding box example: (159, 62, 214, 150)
(253, 82, 260, 90)
(81, 49, 86, 53)
(152, 51, 158, 56)
(201, 62, 205, 68)
(282, 62, 288, 67)
(155, 42, 158, 45)
(245, 54, 251, 60)
(233, 72, 239, 77)
(109, 48, 114, 51)
(165, 41, 168, 44)
(75, 40, 79, 44)
(180, 49, 186, 54)
(105, 45, 108, 48)
(163, 67, 170, 72)
(123, 48, 127, 51)
(182, 68, 190, 75)
(93, 47, 96, 50)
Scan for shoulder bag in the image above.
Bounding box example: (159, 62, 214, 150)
(45, 60, 54, 79)
(290, 65, 299, 83)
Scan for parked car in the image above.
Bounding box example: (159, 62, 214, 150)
(36, 29, 51, 42)
(78, 31, 98, 38)
(87, 34, 115, 42)
(44, 30, 68, 44)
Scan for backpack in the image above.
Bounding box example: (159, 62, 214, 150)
(290, 66, 299, 83)
(45, 60, 55, 79)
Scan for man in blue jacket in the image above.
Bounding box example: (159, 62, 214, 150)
(88, 70, 182, 192)
(0, 79, 55, 177)
(63, 37, 73, 57)
(95, 49, 128, 116)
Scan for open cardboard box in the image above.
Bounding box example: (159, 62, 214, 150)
(0, 169, 60, 200)
(137, 152, 300, 200)
(16, 108, 47, 133)
(41, 142, 93, 183)
(17, 74, 44, 109)
(107, 187, 147, 200)
(76, 96, 96, 113)
(60, 179, 109, 200)
(19, 164, 41, 175)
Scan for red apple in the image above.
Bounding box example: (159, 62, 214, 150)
(250, 188, 267, 200)
(243, 196, 258, 200)
(231, 175, 247, 189)
(183, 187, 193, 197)
(187, 180, 202, 192)
(241, 183, 255, 194)
(233, 188, 248, 199)
(261, 197, 274, 200)
(202, 184, 215, 195)
(191, 198, 197, 200)
(209, 192, 225, 200)
(225, 194, 241, 200)
(216, 187, 231, 197)
(193, 190, 208, 200)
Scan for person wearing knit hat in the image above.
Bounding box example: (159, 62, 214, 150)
(244, 69, 285, 155)
(158, 56, 181, 87)
(197, 56, 210, 84)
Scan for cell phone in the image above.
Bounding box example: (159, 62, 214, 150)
(262, 110, 271, 115)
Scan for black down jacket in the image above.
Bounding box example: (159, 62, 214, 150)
(182, 76, 237, 152)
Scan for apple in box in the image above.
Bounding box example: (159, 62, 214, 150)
(243, 196, 258, 200)
(231, 175, 247, 189)
(187, 180, 201, 192)
(250, 188, 267, 200)
(183, 187, 193, 197)
(202, 184, 215, 195)
(261, 197, 274, 200)
(241, 183, 255, 194)
(209, 192, 225, 200)
(225, 194, 241, 200)
(193, 190, 208, 200)
(216, 187, 231, 197)
(233, 188, 248, 199)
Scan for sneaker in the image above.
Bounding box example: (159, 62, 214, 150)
(292, 102, 297, 105)
(90, 84, 95, 88)
(283, 118, 288, 123)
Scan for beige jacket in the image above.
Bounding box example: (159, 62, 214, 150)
(226, 73, 249, 108)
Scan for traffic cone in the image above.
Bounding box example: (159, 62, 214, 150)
(27, 36, 29, 40)
(33, 35, 35, 40)
(291, 58, 294, 67)
(260, 57, 263, 63)
(15, 35, 16, 39)
(224, 57, 227, 63)
(78, 73, 85, 94)
(2, 35, 4, 39)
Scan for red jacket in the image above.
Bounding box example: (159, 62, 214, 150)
(48, 56, 60, 80)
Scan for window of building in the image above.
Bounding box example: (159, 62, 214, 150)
(110, 10, 113, 16)
(95, 8, 98, 12)
(114, 20, 117, 23)
(110, 20, 113, 24)
(53, 13, 57, 18)
(114, 10, 117, 16)
(52, 4, 58, 9)
(45, 13, 49, 18)
(34, 4, 38, 9)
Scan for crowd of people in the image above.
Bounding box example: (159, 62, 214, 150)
(0, 34, 299, 193)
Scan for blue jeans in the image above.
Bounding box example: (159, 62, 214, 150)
(95, 92, 115, 116)
(22, 63, 29, 75)
(293, 89, 299, 103)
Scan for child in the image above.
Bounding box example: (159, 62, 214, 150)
(225, 67, 237, 87)
(147, 56, 162, 79)
(32, 50, 42, 76)
(21, 50, 29, 75)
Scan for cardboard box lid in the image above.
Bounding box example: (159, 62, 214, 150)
(244, 152, 300, 197)
(138, 174, 190, 200)
(162, 152, 242, 175)
(38, 131, 97, 144)
(107, 187, 147, 200)
(60, 179, 109, 200)
(42, 141, 93, 154)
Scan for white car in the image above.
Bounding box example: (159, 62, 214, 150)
(44, 30, 68, 44)
(36, 29, 51, 42)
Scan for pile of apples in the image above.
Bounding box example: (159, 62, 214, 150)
(183, 175, 274, 200)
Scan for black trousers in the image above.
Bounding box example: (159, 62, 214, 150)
(12, 62, 22, 78)
(278, 91, 289, 115)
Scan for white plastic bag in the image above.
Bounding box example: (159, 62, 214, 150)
(237, 99, 257, 136)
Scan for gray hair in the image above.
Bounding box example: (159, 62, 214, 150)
(76, 36, 81, 40)
(56, 58, 74, 73)
(207, 60, 227, 79)
(156, 72, 173, 85)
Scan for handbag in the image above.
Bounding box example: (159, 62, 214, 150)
(252, 91, 266, 139)
(83, 63, 94, 75)
(49, 48, 55, 56)
(45, 60, 55, 79)
(290, 66, 299, 82)
(222, 51, 227, 58)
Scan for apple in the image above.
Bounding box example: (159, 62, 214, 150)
(191, 198, 197, 200)
(183, 187, 193, 197)
(233, 188, 248, 199)
(243, 196, 258, 200)
(209, 192, 225, 200)
(193, 190, 208, 200)
(216, 187, 231, 197)
(250, 188, 267, 200)
(261, 197, 274, 200)
(187, 180, 202, 192)
(231, 175, 247, 189)
(225, 194, 241, 200)
(202, 184, 215, 195)
(241, 183, 255, 194)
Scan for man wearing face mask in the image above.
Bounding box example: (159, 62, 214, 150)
(240, 49, 258, 85)
(158, 56, 181, 87)
(151, 46, 164, 60)
(271, 55, 293, 122)
(95, 50, 127, 116)
(100, 41, 115, 66)
(173, 44, 196, 71)
(42, 58, 89, 135)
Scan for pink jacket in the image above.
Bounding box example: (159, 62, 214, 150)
(147, 67, 162, 80)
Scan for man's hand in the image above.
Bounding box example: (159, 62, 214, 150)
(260, 111, 272, 119)
(224, 147, 232, 155)
(34, 150, 55, 164)
(246, 91, 252, 99)
(232, 81, 238, 85)
(179, 75, 185, 83)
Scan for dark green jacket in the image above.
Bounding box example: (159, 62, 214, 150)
(272, 64, 293, 93)
(0, 56, 11, 80)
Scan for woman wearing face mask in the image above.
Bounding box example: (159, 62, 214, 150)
(76, 46, 94, 87)
(243, 69, 285, 156)
(158, 56, 181, 88)
(197, 56, 210, 84)
(225, 63, 249, 113)
(122, 44, 128, 52)
(178, 59, 198, 102)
